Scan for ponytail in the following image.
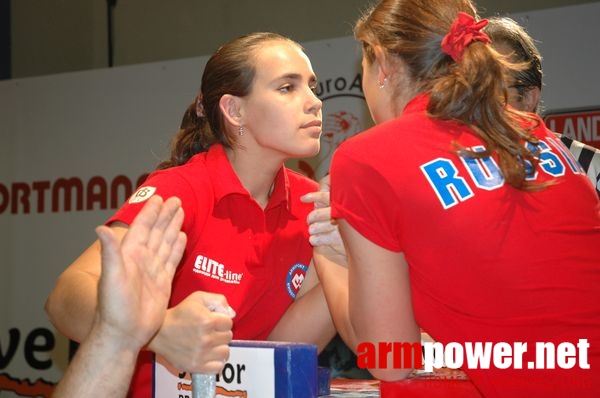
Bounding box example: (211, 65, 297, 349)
(427, 42, 543, 190)
(155, 102, 218, 170)
(355, 0, 548, 191)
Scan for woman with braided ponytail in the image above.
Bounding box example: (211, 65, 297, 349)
(311, 0, 600, 396)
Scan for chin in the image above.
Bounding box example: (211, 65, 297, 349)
(305, 142, 321, 157)
(290, 142, 320, 159)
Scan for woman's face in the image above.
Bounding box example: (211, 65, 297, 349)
(240, 41, 322, 160)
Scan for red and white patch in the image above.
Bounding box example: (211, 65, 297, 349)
(286, 263, 308, 299)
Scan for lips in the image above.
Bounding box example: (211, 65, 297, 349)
(302, 120, 322, 139)
(302, 120, 322, 129)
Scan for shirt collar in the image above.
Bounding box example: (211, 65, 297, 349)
(402, 93, 430, 115)
(206, 144, 291, 210)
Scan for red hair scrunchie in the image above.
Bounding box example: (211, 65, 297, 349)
(441, 12, 492, 62)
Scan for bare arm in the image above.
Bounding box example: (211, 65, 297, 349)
(45, 235, 120, 342)
(53, 196, 186, 397)
(299, 175, 351, 349)
(303, 175, 420, 380)
(338, 219, 420, 381)
(267, 260, 336, 352)
(46, 203, 234, 376)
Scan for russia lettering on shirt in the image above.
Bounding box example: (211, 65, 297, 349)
(420, 137, 584, 209)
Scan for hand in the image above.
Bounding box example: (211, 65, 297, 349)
(94, 195, 187, 350)
(301, 175, 347, 265)
(150, 291, 235, 374)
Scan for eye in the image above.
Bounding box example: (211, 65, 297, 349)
(309, 84, 318, 94)
(278, 84, 293, 93)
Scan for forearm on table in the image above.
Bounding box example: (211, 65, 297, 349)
(313, 253, 360, 354)
(268, 283, 336, 352)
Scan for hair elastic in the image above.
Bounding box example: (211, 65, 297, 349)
(441, 12, 492, 62)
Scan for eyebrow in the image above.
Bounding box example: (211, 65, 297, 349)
(277, 73, 318, 84)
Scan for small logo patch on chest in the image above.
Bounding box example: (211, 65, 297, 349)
(286, 263, 308, 299)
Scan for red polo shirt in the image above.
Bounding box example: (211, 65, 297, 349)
(107, 144, 317, 397)
(330, 94, 600, 397)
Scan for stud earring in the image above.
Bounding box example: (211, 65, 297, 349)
(239, 125, 244, 136)
(378, 77, 387, 89)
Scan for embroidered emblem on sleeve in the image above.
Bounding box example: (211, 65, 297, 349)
(128, 186, 157, 204)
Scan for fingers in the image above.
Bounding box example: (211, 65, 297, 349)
(318, 174, 331, 192)
(192, 342, 232, 374)
(181, 324, 232, 374)
(121, 196, 184, 278)
(95, 225, 120, 276)
(124, 195, 164, 247)
(153, 204, 186, 277)
(146, 196, 183, 255)
(164, 230, 187, 278)
(201, 292, 236, 318)
(300, 191, 329, 208)
(309, 219, 338, 235)
(300, 174, 331, 208)
(309, 223, 343, 246)
(307, 206, 332, 225)
(194, 320, 232, 373)
(310, 231, 342, 246)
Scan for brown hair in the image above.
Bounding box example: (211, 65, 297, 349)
(485, 16, 543, 112)
(157, 32, 301, 170)
(355, 0, 543, 190)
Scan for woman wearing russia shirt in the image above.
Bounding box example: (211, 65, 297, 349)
(312, 0, 600, 397)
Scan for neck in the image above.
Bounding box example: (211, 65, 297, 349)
(225, 146, 282, 209)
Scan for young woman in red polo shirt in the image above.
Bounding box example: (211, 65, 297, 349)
(311, 0, 600, 397)
(45, 32, 336, 396)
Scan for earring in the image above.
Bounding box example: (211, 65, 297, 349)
(238, 125, 244, 136)
(378, 77, 387, 89)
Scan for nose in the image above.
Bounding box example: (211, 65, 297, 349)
(306, 89, 322, 115)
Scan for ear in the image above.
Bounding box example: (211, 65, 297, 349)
(219, 94, 243, 127)
(372, 45, 392, 85)
(523, 87, 541, 114)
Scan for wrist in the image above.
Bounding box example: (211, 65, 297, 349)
(88, 319, 146, 355)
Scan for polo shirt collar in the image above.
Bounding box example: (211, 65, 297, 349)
(206, 144, 291, 210)
(402, 93, 430, 115)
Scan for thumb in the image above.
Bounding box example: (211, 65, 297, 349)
(95, 225, 121, 274)
(201, 292, 236, 318)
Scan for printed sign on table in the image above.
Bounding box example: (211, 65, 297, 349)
(154, 346, 275, 398)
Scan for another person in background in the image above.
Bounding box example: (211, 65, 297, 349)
(52, 196, 225, 397)
(312, 0, 600, 397)
(486, 16, 600, 197)
(46, 32, 336, 396)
